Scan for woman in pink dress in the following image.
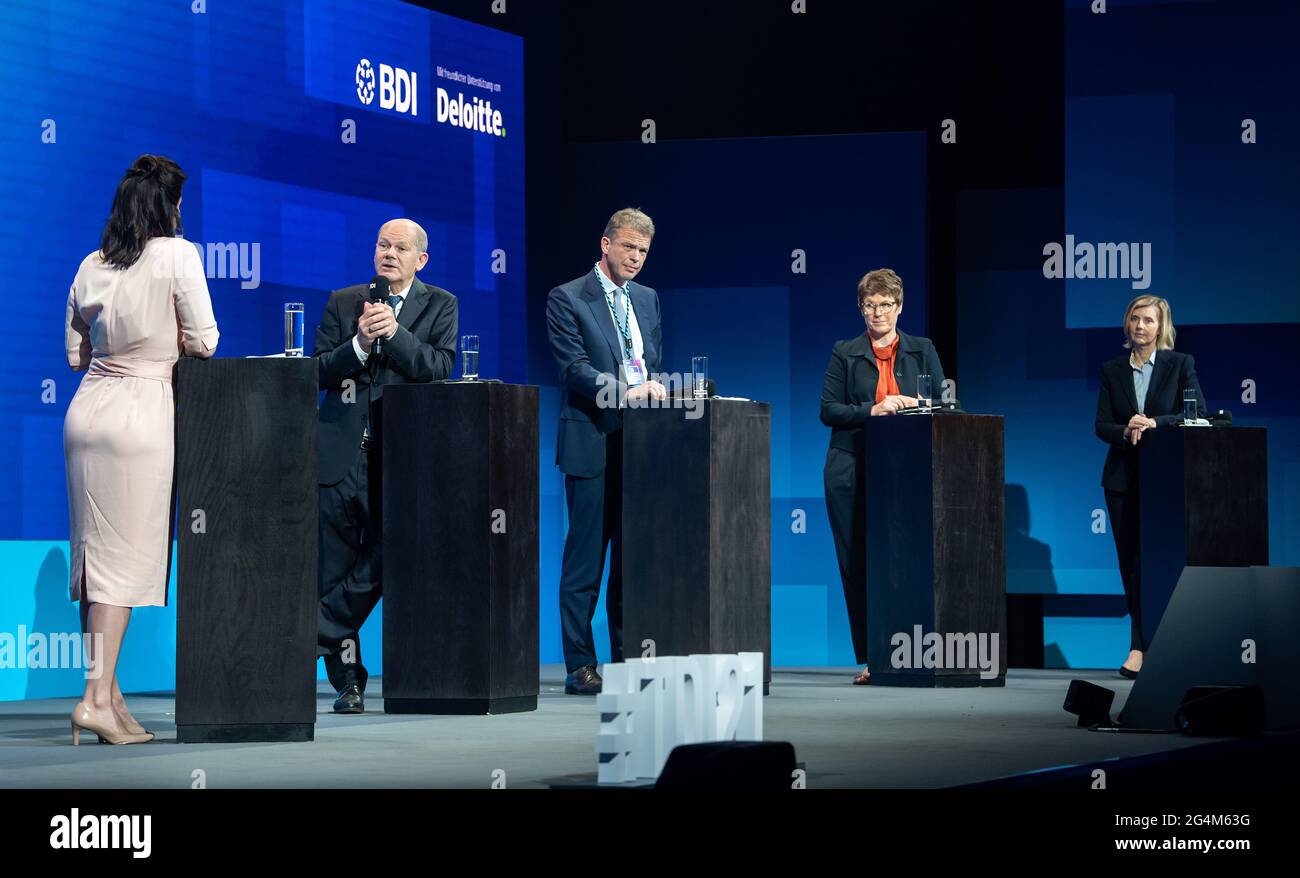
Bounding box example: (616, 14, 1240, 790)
(64, 155, 219, 745)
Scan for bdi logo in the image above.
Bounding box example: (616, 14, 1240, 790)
(355, 59, 375, 104)
(354, 58, 418, 116)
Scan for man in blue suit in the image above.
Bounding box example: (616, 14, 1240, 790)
(546, 208, 666, 694)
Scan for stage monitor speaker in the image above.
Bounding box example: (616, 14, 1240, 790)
(1063, 679, 1116, 727)
(655, 742, 796, 791)
(1175, 685, 1266, 737)
(1120, 566, 1300, 731)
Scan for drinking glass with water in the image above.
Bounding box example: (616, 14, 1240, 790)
(917, 374, 933, 413)
(462, 335, 480, 380)
(284, 303, 304, 356)
(1183, 388, 1198, 424)
(692, 356, 709, 400)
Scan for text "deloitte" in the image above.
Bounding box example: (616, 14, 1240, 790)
(436, 88, 505, 136)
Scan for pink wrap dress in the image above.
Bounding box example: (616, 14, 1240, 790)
(64, 236, 219, 607)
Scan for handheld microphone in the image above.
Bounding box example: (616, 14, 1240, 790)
(366, 274, 391, 358)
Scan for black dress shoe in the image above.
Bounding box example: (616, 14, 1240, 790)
(564, 665, 602, 695)
(1118, 665, 1139, 680)
(333, 683, 365, 714)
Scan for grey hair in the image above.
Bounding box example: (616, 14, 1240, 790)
(383, 218, 428, 254)
(603, 207, 655, 241)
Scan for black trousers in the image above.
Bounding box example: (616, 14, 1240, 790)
(558, 430, 624, 672)
(1105, 487, 1145, 652)
(824, 446, 869, 664)
(317, 446, 382, 692)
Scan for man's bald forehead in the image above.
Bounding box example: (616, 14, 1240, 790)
(377, 219, 411, 238)
(378, 218, 427, 253)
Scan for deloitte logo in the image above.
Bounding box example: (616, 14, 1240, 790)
(355, 59, 375, 105)
(354, 58, 419, 116)
(436, 87, 505, 137)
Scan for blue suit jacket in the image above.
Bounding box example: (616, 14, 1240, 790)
(1095, 348, 1206, 493)
(545, 269, 663, 477)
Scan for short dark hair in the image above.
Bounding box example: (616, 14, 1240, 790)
(856, 268, 904, 309)
(99, 154, 186, 269)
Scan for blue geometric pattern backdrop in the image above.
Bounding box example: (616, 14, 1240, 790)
(525, 1, 1299, 671)
(2, 0, 1294, 699)
(0, 0, 523, 698)
(955, 1, 1299, 668)
(526, 134, 928, 668)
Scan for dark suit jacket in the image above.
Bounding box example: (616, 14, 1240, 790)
(820, 330, 947, 453)
(313, 277, 458, 486)
(1095, 349, 1206, 493)
(545, 269, 663, 478)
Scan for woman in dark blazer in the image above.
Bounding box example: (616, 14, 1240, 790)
(821, 268, 946, 685)
(1095, 294, 1205, 679)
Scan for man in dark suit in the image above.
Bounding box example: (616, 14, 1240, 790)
(314, 218, 458, 713)
(545, 208, 666, 694)
(1094, 294, 1205, 678)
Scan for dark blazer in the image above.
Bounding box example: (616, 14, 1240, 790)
(546, 269, 663, 478)
(313, 277, 458, 486)
(820, 330, 947, 453)
(1094, 349, 1205, 493)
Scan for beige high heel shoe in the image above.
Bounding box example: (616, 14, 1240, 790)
(97, 703, 154, 743)
(70, 702, 152, 746)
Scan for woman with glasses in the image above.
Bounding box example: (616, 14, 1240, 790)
(820, 268, 946, 685)
(1094, 294, 1205, 680)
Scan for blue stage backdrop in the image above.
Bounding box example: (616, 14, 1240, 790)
(525, 133, 929, 668)
(956, 0, 1299, 668)
(526, 1, 1298, 672)
(0, 0, 523, 699)
(3, 0, 1295, 702)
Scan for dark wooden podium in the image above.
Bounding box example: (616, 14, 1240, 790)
(622, 399, 772, 689)
(1136, 426, 1268, 647)
(382, 381, 539, 714)
(175, 357, 318, 743)
(863, 413, 1006, 687)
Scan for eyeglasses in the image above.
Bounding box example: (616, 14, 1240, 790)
(861, 301, 897, 315)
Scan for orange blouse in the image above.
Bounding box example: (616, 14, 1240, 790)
(871, 335, 901, 403)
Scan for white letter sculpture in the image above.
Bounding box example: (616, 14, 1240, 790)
(596, 652, 764, 784)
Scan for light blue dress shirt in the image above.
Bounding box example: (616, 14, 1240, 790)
(593, 263, 644, 363)
(1130, 349, 1156, 413)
